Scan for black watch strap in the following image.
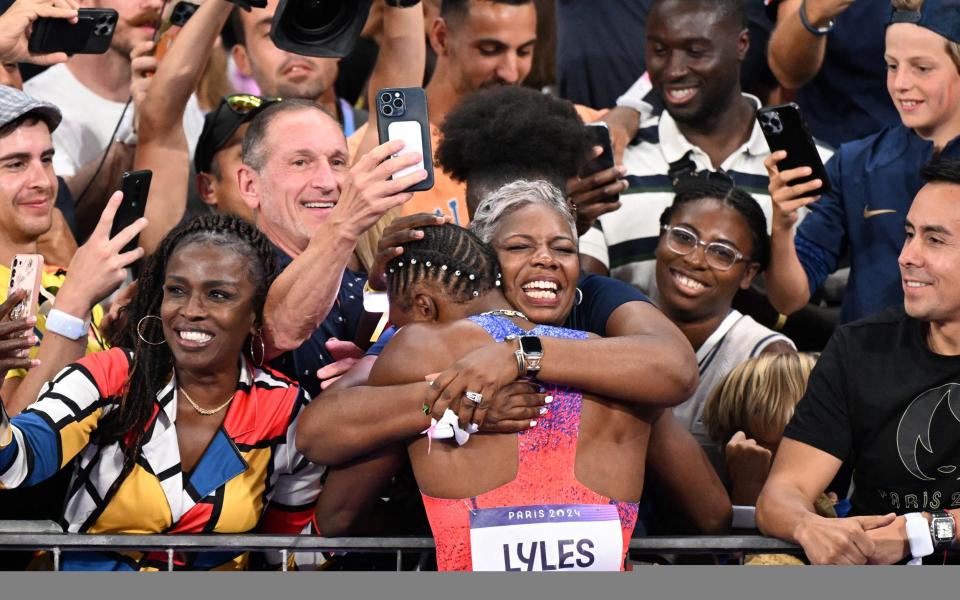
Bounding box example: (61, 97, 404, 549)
(384, 0, 422, 7)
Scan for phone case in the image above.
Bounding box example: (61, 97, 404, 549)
(757, 103, 831, 195)
(113, 170, 152, 255)
(7, 254, 44, 324)
(583, 123, 615, 176)
(27, 9, 118, 55)
(376, 88, 435, 192)
(154, 2, 199, 63)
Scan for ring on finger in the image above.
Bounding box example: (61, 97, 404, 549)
(464, 390, 483, 404)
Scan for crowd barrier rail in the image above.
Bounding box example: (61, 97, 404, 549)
(0, 521, 803, 570)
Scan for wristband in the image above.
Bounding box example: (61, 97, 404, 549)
(384, 0, 421, 6)
(905, 512, 934, 565)
(799, 0, 835, 35)
(45, 308, 90, 341)
(362, 281, 389, 314)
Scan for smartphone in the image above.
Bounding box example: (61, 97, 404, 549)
(582, 122, 619, 202)
(7, 255, 43, 355)
(153, 1, 199, 64)
(583, 122, 616, 175)
(112, 170, 152, 255)
(28, 8, 118, 55)
(757, 103, 831, 195)
(376, 87, 434, 192)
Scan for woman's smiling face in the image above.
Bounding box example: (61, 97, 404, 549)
(160, 242, 259, 376)
(655, 197, 759, 323)
(491, 203, 580, 326)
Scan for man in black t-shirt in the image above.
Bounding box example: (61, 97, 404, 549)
(757, 161, 960, 565)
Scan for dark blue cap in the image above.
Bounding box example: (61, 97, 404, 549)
(888, 0, 960, 43)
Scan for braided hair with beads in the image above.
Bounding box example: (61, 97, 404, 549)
(100, 214, 277, 494)
(386, 224, 502, 310)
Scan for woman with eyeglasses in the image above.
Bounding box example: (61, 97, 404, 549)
(655, 176, 796, 453)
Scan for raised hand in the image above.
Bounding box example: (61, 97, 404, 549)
(329, 140, 426, 243)
(0, 0, 79, 66)
(54, 191, 147, 319)
(368, 212, 449, 291)
(567, 146, 627, 236)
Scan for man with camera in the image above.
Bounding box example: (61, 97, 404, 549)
(228, 0, 366, 137)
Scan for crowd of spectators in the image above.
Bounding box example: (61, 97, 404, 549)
(0, 0, 959, 571)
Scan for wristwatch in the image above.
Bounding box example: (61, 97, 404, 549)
(515, 335, 543, 378)
(930, 510, 956, 549)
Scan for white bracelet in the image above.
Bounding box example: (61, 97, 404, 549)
(905, 512, 933, 565)
(45, 308, 90, 341)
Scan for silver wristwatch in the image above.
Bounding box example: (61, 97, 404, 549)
(930, 510, 956, 549)
(516, 335, 543, 378)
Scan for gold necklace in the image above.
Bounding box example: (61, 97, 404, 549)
(480, 309, 531, 321)
(178, 386, 235, 416)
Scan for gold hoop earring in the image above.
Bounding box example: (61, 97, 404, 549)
(136, 315, 166, 346)
(249, 328, 265, 367)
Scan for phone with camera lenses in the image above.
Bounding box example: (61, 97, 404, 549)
(376, 87, 434, 193)
(757, 103, 831, 196)
(28, 8, 119, 55)
(7, 254, 43, 356)
(153, 2, 199, 64)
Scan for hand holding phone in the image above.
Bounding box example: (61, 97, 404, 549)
(112, 170, 152, 256)
(757, 103, 830, 195)
(28, 7, 117, 55)
(0, 0, 79, 65)
(582, 122, 616, 178)
(376, 87, 434, 193)
(6, 254, 43, 358)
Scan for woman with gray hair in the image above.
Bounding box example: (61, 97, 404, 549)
(299, 178, 734, 543)
(471, 179, 579, 245)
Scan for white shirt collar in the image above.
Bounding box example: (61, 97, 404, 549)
(657, 93, 769, 169)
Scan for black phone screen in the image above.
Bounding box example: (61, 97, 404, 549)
(113, 170, 152, 255)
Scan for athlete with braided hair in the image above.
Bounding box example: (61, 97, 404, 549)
(0, 214, 324, 571)
(313, 220, 653, 571)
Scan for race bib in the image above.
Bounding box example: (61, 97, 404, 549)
(469, 504, 623, 571)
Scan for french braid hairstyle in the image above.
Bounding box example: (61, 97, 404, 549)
(659, 176, 770, 271)
(386, 223, 502, 311)
(101, 214, 277, 482)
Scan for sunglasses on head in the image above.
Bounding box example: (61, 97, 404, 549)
(223, 94, 281, 115)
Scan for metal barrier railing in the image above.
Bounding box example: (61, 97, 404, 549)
(0, 522, 802, 570)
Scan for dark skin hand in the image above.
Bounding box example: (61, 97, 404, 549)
(367, 213, 452, 291)
(567, 145, 628, 236)
(367, 318, 654, 503)
(0, 290, 40, 383)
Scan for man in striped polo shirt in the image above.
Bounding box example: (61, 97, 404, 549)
(579, 0, 832, 300)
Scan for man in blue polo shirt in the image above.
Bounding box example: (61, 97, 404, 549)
(236, 99, 426, 397)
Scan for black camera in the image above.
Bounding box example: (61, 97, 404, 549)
(270, 0, 374, 58)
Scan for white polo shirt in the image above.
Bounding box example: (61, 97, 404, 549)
(580, 93, 833, 298)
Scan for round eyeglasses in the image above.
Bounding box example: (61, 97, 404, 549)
(661, 225, 750, 271)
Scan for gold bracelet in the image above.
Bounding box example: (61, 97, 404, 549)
(773, 313, 788, 331)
